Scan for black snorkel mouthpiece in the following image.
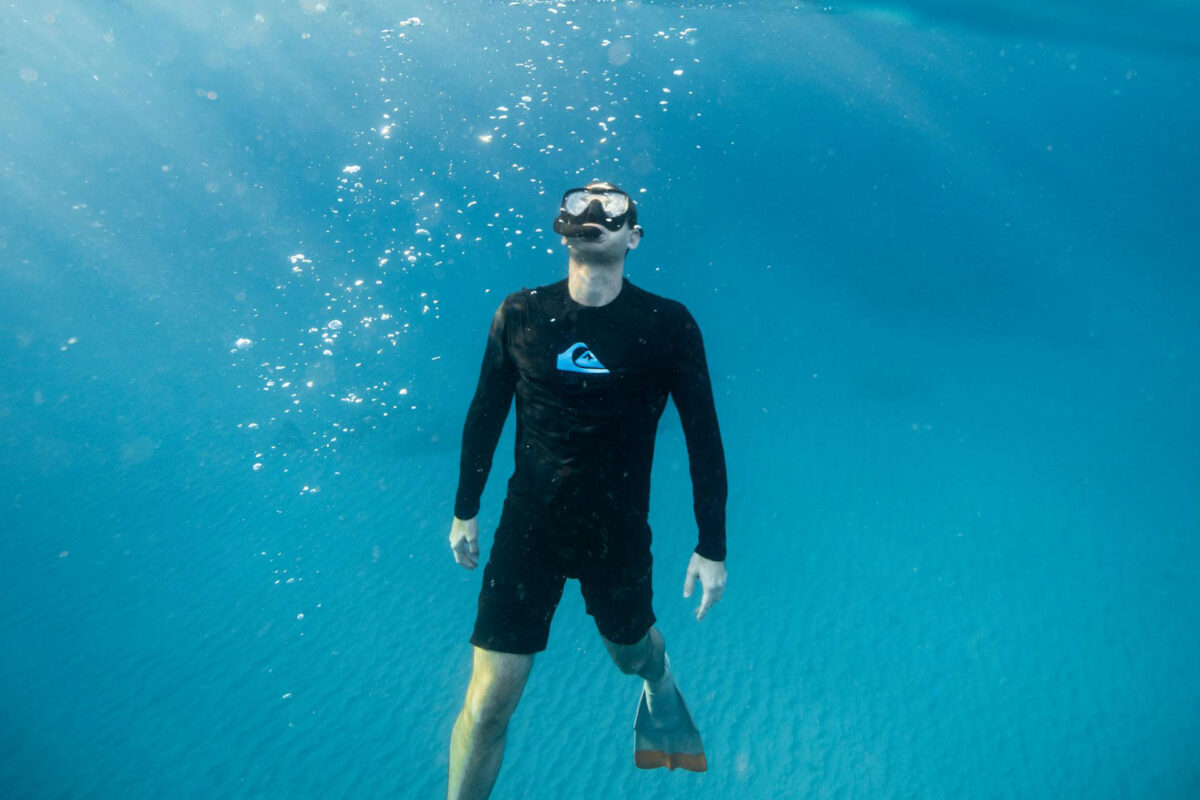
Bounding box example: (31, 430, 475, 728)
(553, 217, 605, 240)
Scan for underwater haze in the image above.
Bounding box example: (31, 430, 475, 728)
(3, 1, 1199, 798)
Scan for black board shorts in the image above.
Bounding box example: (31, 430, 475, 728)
(471, 495, 656, 654)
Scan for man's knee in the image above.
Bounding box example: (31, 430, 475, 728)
(462, 649, 533, 739)
(603, 629, 660, 676)
(606, 643, 642, 675)
(463, 693, 514, 743)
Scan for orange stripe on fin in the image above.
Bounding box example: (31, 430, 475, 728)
(635, 749, 708, 772)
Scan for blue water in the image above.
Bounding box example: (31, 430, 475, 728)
(3, 2, 1199, 798)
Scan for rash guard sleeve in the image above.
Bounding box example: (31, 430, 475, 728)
(454, 298, 518, 520)
(668, 308, 728, 562)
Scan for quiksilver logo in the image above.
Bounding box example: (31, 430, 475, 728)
(556, 342, 609, 374)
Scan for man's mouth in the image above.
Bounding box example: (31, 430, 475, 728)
(554, 219, 607, 240)
(566, 222, 605, 241)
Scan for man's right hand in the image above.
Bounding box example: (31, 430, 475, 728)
(449, 516, 480, 569)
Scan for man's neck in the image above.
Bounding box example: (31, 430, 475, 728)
(567, 258, 625, 307)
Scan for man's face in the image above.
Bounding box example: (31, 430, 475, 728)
(560, 183, 642, 255)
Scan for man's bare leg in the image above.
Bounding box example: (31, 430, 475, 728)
(604, 627, 706, 771)
(448, 646, 535, 800)
(602, 627, 666, 685)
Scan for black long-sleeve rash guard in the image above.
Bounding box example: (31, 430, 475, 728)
(454, 277, 728, 562)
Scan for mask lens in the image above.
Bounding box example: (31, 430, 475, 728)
(563, 189, 629, 217)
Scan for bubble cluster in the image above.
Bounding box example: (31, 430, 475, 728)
(233, 4, 704, 483)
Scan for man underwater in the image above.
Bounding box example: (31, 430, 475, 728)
(447, 182, 728, 799)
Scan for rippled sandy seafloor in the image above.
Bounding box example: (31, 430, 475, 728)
(6, 329, 1198, 799)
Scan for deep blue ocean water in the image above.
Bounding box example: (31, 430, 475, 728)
(2, 2, 1198, 798)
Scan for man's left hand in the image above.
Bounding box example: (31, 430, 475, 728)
(683, 552, 726, 621)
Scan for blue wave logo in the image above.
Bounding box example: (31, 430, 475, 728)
(556, 342, 610, 374)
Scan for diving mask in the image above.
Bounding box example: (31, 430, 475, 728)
(553, 186, 642, 240)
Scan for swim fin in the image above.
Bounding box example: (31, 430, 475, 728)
(633, 681, 707, 772)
